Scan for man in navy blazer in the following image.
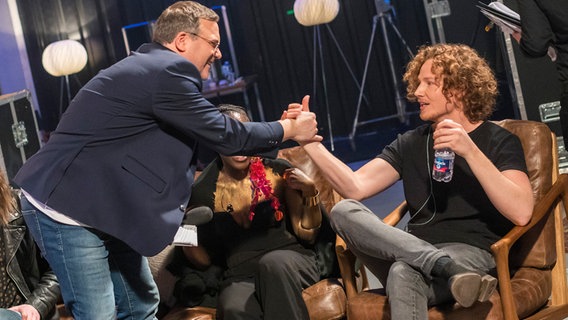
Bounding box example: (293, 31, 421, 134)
(15, 1, 320, 318)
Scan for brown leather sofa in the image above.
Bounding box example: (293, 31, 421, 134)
(338, 120, 568, 319)
(150, 146, 347, 320)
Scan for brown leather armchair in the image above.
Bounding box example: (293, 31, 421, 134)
(339, 119, 568, 319)
(152, 146, 347, 320)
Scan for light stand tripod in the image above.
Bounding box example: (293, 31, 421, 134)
(348, 0, 414, 149)
(59, 74, 72, 117)
(310, 23, 369, 151)
(422, 0, 450, 44)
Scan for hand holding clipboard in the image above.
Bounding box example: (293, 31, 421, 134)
(477, 1, 520, 35)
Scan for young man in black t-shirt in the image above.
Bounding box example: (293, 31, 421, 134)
(289, 44, 533, 319)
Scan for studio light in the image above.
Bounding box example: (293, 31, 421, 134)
(293, 0, 339, 26)
(292, 0, 341, 150)
(42, 40, 87, 77)
(41, 39, 88, 117)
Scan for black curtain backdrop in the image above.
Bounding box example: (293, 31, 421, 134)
(16, 0, 516, 137)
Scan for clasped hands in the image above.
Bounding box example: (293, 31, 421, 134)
(281, 95, 322, 145)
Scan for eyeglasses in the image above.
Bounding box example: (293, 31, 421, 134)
(188, 32, 220, 51)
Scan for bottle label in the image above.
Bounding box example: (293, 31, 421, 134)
(434, 158, 451, 172)
(432, 151, 454, 182)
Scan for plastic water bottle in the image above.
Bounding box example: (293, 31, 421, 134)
(432, 148, 455, 182)
(221, 61, 235, 84)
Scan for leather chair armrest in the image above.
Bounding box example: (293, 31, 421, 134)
(383, 201, 408, 226)
(492, 174, 568, 319)
(335, 235, 360, 299)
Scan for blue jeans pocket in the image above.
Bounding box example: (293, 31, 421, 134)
(20, 198, 48, 257)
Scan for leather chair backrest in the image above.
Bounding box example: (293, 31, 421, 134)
(494, 120, 556, 269)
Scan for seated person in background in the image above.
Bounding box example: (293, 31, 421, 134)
(178, 104, 322, 320)
(288, 43, 534, 319)
(0, 172, 60, 320)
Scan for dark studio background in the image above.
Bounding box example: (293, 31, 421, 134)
(15, 0, 520, 162)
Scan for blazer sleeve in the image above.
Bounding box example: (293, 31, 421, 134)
(151, 61, 284, 156)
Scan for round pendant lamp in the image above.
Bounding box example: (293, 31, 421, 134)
(42, 40, 88, 77)
(293, 0, 340, 26)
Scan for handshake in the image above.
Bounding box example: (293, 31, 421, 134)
(279, 95, 323, 145)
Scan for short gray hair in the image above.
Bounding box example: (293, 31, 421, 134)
(152, 1, 219, 44)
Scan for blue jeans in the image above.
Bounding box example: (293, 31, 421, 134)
(21, 196, 159, 320)
(330, 199, 495, 320)
(0, 309, 22, 320)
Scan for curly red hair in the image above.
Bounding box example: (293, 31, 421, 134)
(403, 43, 497, 122)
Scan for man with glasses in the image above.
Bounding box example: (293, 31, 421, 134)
(189, 32, 220, 51)
(14, 1, 320, 318)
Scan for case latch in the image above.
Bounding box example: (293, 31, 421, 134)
(12, 121, 29, 148)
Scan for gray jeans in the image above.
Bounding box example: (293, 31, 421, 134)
(330, 199, 495, 320)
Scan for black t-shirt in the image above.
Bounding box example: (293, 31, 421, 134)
(378, 121, 528, 251)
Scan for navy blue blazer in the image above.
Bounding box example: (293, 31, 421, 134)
(15, 43, 284, 256)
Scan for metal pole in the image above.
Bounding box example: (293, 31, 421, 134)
(58, 77, 65, 117)
(221, 6, 240, 78)
(324, 24, 370, 106)
(423, 0, 437, 43)
(423, 0, 450, 44)
(349, 3, 415, 148)
(65, 74, 71, 106)
(312, 28, 318, 109)
(349, 15, 379, 145)
(379, 12, 406, 123)
(316, 25, 334, 151)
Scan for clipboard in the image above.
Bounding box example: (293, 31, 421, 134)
(477, 1, 521, 33)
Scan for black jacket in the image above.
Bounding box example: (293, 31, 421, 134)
(518, 0, 568, 83)
(3, 197, 60, 319)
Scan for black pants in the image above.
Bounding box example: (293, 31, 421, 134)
(216, 248, 319, 320)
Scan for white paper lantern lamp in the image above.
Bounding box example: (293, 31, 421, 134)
(293, 0, 340, 26)
(42, 40, 88, 77)
(41, 40, 88, 117)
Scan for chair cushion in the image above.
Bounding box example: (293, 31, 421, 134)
(511, 267, 552, 318)
(347, 269, 552, 320)
(302, 278, 346, 320)
(347, 288, 504, 320)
